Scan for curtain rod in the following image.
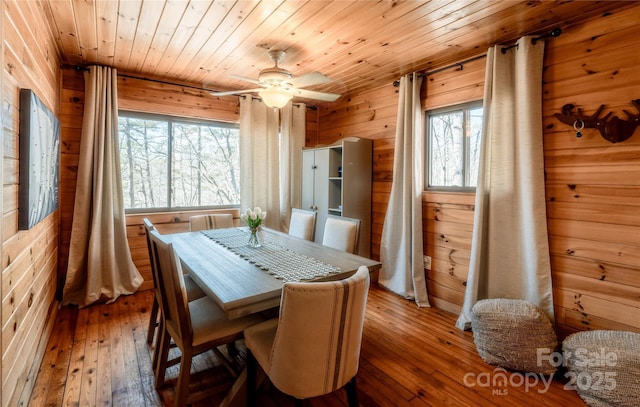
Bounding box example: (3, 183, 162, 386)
(426, 54, 486, 76)
(70, 65, 218, 92)
(393, 27, 562, 86)
(392, 54, 487, 87)
(69, 65, 317, 110)
(500, 27, 562, 54)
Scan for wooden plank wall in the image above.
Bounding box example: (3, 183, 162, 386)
(543, 7, 640, 338)
(58, 68, 82, 298)
(1, 1, 61, 406)
(1, 4, 4, 403)
(317, 5, 640, 338)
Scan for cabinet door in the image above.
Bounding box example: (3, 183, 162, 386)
(301, 150, 316, 211)
(312, 148, 329, 244)
(300, 148, 330, 243)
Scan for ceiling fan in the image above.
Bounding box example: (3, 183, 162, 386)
(211, 50, 341, 108)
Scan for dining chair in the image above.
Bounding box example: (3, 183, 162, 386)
(244, 265, 370, 406)
(149, 229, 265, 406)
(189, 213, 234, 231)
(288, 208, 317, 241)
(321, 215, 361, 254)
(143, 218, 205, 349)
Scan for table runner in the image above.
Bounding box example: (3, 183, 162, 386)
(201, 228, 341, 282)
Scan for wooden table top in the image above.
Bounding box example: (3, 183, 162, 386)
(164, 227, 381, 319)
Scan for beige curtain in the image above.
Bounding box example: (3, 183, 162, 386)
(379, 73, 430, 307)
(63, 65, 142, 307)
(279, 102, 306, 231)
(239, 97, 280, 230)
(456, 37, 553, 330)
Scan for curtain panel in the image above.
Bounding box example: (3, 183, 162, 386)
(63, 66, 142, 307)
(379, 73, 430, 307)
(456, 37, 554, 330)
(239, 98, 305, 231)
(280, 102, 307, 231)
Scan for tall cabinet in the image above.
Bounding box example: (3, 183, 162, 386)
(301, 138, 372, 257)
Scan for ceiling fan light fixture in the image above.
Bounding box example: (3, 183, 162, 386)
(216, 49, 340, 105)
(259, 88, 292, 108)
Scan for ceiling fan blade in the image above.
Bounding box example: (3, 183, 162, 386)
(229, 74, 262, 85)
(211, 88, 263, 96)
(289, 72, 331, 88)
(292, 88, 341, 102)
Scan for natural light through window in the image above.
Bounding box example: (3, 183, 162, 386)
(118, 112, 240, 211)
(426, 102, 483, 189)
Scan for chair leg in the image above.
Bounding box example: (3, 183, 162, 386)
(345, 376, 359, 407)
(151, 315, 165, 373)
(175, 348, 193, 407)
(154, 327, 171, 388)
(146, 296, 159, 345)
(226, 341, 239, 359)
(247, 350, 257, 407)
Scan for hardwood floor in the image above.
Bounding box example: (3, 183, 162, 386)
(28, 285, 584, 406)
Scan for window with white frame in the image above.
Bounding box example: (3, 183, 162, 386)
(118, 112, 240, 211)
(426, 102, 483, 189)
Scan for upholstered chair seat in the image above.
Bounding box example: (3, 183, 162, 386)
(244, 266, 370, 406)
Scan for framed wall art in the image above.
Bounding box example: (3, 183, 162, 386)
(18, 89, 60, 230)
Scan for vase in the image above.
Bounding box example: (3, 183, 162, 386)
(247, 226, 264, 248)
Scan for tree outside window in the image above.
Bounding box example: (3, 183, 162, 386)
(118, 113, 240, 211)
(426, 102, 483, 189)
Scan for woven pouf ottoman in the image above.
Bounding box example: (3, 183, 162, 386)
(471, 298, 557, 374)
(563, 330, 640, 407)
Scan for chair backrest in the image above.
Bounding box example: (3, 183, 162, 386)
(288, 208, 317, 241)
(321, 215, 360, 254)
(189, 214, 234, 231)
(267, 266, 370, 399)
(149, 229, 193, 348)
(143, 218, 160, 292)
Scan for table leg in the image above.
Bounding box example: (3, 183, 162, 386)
(219, 365, 266, 407)
(220, 368, 246, 407)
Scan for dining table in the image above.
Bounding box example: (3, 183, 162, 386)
(163, 226, 382, 406)
(164, 226, 381, 319)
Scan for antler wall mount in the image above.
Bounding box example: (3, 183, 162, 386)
(554, 99, 640, 143)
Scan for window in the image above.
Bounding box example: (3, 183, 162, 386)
(426, 102, 483, 189)
(118, 112, 240, 211)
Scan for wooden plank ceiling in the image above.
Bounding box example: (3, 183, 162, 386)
(41, 0, 632, 105)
